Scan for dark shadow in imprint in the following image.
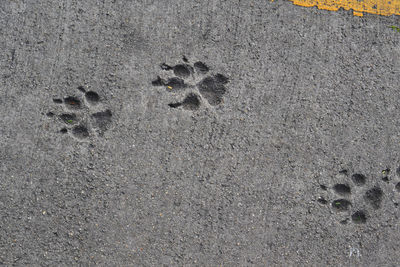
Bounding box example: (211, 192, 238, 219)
(53, 98, 62, 104)
(85, 91, 100, 104)
(152, 76, 164, 86)
(181, 93, 200, 110)
(317, 197, 328, 204)
(173, 64, 192, 79)
(333, 184, 351, 196)
(332, 199, 351, 211)
(72, 125, 89, 139)
(168, 93, 200, 111)
(152, 76, 187, 91)
(396, 182, 400, 192)
(352, 173, 366, 186)
(161, 63, 173, 71)
(214, 73, 229, 84)
(352, 210, 367, 224)
(165, 77, 187, 90)
(64, 96, 81, 109)
(59, 114, 77, 124)
(397, 166, 400, 176)
(364, 187, 383, 209)
(194, 61, 209, 74)
(197, 74, 229, 106)
(168, 102, 182, 108)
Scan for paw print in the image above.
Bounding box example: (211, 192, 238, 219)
(46, 86, 113, 139)
(317, 170, 392, 225)
(151, 56, 229, 110)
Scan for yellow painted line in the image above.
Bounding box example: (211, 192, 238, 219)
(289, 0, 400, 16)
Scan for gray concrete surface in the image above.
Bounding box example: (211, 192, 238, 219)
(1, 0, 400, 265)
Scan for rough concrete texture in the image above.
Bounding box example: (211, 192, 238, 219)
(1, 0, 400, 266)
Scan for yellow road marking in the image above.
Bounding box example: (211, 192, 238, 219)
(289, 0, 400, 17)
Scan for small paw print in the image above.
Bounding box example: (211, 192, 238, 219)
(317, 170, 389, 225)
(46, 86, 112, 139)
(151, 56, 229, 110)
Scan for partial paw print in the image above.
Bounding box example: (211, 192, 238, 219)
(151, 56, 229, 110)
(317, 169, 398, 225)
(46, 86, 112, 140)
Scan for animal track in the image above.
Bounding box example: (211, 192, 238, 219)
(317, 169, 399, 225)
(351, 173, 366, 186)
(151, 56, 229, 110)
(332, 184, 351, 196)
(331, 199, 352, 212)
(364, 187, 384, 209)
(46, 86, 112, 139)
(168, 93, 200, 111)
(396, 182, 400, 193)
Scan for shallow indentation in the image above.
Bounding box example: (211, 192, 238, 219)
(64, 96, 81, 109)
(333, 184, 351, 195)
(182, 93, 200, 110)
(77, 86, 86, 93)
(197, 75, 227, 106)
(152, 76, 164, 86)
(91, 110, 112, 131)
(53, 98, 62, 104)
(317, 197, 328, 204)
(168, 93, 200, 110)
(320, 184, 327, 190)
(364, 187, 383, 209)
(396, 182, 400, 192)
(85, 91, 100, 104)
(214, 73, 229, 84)
(168, 102, 182, 108)
(352, 210, 367, 224)
(72, 125, 89, 139)
(352, 173, 366, 186)
(161, 63, 172, 71)
(194, 61, 209, 74)
(59, 114, 77, 124)
(46, 112, 55, 117)
(332, 199, 351, 211)
(92, 109, 112, 120)
(165, 77, 186, 90)
(173, 64, 191, 78)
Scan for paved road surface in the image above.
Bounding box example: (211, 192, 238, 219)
(1, 0, 399, 265)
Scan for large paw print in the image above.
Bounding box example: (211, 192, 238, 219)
(46, 86, 112, 139)
(317, 169, 393, 225)
(151, 56, 229, 110)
